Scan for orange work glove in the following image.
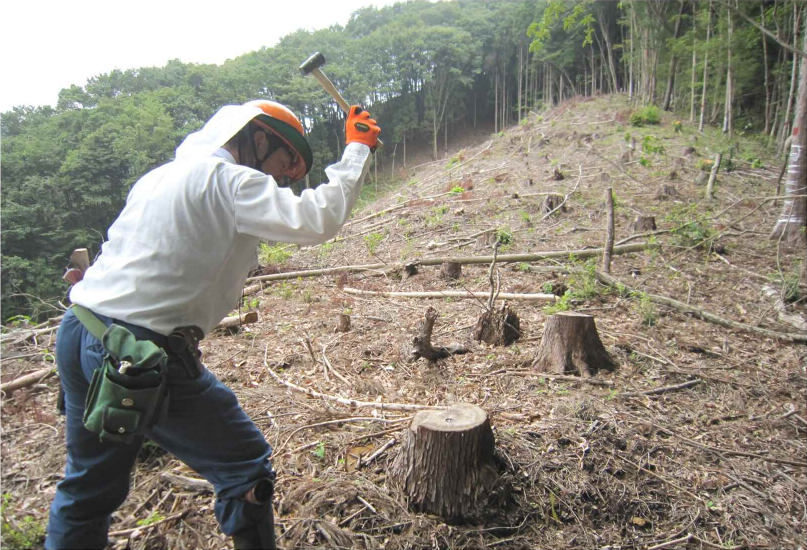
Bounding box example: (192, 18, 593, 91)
(345, 106, 380, 150)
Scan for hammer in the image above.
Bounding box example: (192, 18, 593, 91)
(299, 52, 382, 147)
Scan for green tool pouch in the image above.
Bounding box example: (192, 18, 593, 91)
(74, 306, 169, 444)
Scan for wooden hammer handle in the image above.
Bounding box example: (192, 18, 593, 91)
(311, 68, 383, 147)
(311, 68, 351, 114)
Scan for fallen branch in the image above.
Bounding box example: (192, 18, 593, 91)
(618, 379, 702, 398)
(160, 473, 214, 493)
(342, 288, 556, 302)
(0, 326, 59, 345)
(359, 438, 397, 468)
(0, 367, 55, 396)
(596, 271, 807, 343)
(246, 243, 658, 283)
(108, 511, 189, 537)
(468, 370, 615, 387)
(215, 311, 258, 330)
(264, 345, 445, 411)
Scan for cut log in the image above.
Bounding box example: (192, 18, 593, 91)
(216, 311, 258, 330)
(390, 403, 501, 523)
(440, 261, 462, 281)
(336, 314, 351, 333)
(0, 367, 55, 396)
(403, 307, 469, 362)
(473, 305, 520, 346)
(631, 216, 657, 233)
(532, 312, 616, 377)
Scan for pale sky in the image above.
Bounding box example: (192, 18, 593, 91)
(0, 0, 404, 113)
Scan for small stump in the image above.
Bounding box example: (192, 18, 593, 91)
(656, 184, 680, 200)
(473, 305, 520, 346)
(335, 314, 351, 333)
(542, 194, 566, 215)
(631, 216, 657, 233)
(440, 261, 462, 281)
(390, 403, 499, 524)
(401, 262, 419, 281)
(532, 312, 616, 377)
(402, 307, 468, 362)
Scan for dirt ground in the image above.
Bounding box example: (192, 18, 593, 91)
(2, 95, 806, 550)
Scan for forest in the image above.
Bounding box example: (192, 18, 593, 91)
(2, 0, 805, 323)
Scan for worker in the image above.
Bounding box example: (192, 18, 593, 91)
(45, 100, 380, 550)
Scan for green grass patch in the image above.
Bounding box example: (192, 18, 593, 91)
(630, 105, 661, 127)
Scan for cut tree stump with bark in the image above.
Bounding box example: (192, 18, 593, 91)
(631, 216, 657, 233)
(657, 185, 680, 200)
(532, 312, 616, 377)
(336, 314, 351, 333)
(401, 262, 419, 281)
(473, 305, 520, 346)
(542, 194, 566, 215)
(440, 261, 462, 280)
(403, 307, 469, 362)
(390, 403, 503, 524)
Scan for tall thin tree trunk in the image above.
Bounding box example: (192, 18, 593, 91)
(518, 44, 523, 122)
(663, 0, 687, 111)
(723, 3, 733, 138)
(598, 11, 620, 93)
(690, 20, 698, 122)
(495, 71, 498, 133)
(771, 12, 807, 242)
(762, 3, 772, 134)
(779, 3, 801, 154)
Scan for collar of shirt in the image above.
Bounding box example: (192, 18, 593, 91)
(212, 147, 236, 163)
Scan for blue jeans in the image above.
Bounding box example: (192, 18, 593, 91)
(45, 308, 274, 550)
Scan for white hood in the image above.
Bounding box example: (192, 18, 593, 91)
(175, 104, 264, 159)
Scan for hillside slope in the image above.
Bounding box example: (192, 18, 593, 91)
(2, 95, 805, 550)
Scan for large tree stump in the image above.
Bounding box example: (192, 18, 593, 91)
(532, 312, 616, 377)
(473, 305, 520, 346)
(390, 403, 500, 524)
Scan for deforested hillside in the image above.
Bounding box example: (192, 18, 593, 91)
(2, 95, 805, 549)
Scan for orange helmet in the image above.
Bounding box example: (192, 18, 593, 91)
(244, 99, 313, 181)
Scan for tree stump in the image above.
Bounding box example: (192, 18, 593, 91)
(390, 403, 500, 524)
(335, 314, 351, 333)
(532, 312, 616, 377)
(656, 184, 680, 200)
(473, 304, 520, 346)
(440, 261, 462, 281)
(631, 216, 657, 233)
(542, 194, 566, 215)
(402, 307, 468, 362)
(401, 262, 419, 281)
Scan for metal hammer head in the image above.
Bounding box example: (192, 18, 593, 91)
(299, 52, 326, 76)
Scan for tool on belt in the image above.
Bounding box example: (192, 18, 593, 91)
(73, 305, 170, 444)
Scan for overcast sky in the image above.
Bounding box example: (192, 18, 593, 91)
(0, 0, 404, 113)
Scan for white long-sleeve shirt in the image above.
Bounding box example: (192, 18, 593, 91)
(71, 143, 370, 336)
